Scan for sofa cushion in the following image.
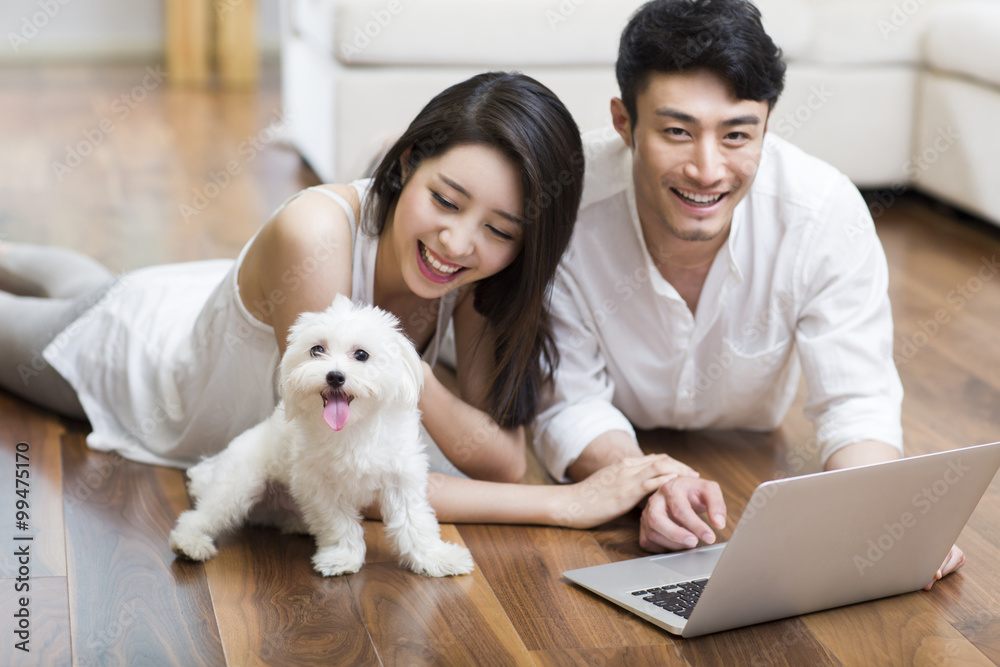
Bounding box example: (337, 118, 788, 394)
(290, 0, 813, 67)
(327, 0, 640, 66)
(923, 1, 1000, 88)
(789, 0, 959, 66)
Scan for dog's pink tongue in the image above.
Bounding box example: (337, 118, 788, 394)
(322, 395, 350, 431)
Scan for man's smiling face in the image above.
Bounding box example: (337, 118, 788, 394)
(614, 69, 770, 245)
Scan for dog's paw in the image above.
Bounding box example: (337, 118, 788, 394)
(312, 546, 364, 577)
(404, 541, 475, 577)
(169, 528, 218, 561)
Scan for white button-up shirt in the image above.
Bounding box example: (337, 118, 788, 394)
(533, 128, 903, 481)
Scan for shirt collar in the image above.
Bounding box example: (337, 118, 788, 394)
(725, 200, 747, 284)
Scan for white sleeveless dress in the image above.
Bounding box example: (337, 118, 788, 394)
(43, 181, 461, 472)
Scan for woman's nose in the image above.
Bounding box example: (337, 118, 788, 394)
(438, 218, 476, 258)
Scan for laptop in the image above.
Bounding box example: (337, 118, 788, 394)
(564, 441, 1000, 637)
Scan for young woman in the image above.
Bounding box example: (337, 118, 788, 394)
(0, 72, 688, 528)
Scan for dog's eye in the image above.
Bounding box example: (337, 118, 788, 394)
(310, 345, 325, 358)
(353, 349, 369, 362)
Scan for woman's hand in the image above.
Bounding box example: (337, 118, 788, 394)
(552, 454, 698, 529)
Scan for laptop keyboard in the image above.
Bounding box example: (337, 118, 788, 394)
(631, 578, 708, 620)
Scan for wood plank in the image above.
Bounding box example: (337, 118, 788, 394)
(0, 576, 72, 665)
(459, 523, 673, 652)
(802, 592, 994, 666)
(61, 425, 225, 665)
(197, 523, 379, 665)
(677, 618, 839, 667)
(199, 518, 496, 665)
(921, 526, 1000, 664)
(531, 644, 689, 666)
(348, 523, 532, 666)
(0, 396, 66, 578)
(0, 64, 307, 272)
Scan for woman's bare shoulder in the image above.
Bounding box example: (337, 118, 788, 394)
(268, 184, 361, 243)
(239, 185, 360, 331)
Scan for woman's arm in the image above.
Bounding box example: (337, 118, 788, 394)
(238, 185, 359, 352)
(427, 455, 685, 528)
(417, 289, 528, 483)
(362, 455, 685, 528)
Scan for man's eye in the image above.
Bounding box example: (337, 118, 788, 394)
(354, 349, 369, 362)
(310, 345, 325, 358)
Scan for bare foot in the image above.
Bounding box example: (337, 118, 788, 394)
(0, 241, 41, 297)
(0, 240, 14, 293)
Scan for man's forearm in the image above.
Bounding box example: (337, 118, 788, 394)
(565, 430, 644, 481)
(824, 440, 901, 471)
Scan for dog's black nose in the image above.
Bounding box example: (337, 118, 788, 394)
(326, 371, 346, 388)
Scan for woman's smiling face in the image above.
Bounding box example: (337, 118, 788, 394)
(389, 143, 525, 299)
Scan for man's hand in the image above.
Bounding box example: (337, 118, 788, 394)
(639, 476, 727, 552)
(555, 454, 694, 529)
(924, 544, 965, 590)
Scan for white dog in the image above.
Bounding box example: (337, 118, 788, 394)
(169, 295, 474, 578)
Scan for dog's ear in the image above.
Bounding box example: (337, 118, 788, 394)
(329, 293, 354, 315)
(394, 336, 425, 406)
(286, 310, 324, 347)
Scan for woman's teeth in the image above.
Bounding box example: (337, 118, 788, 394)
(421, 244, 461, 274)
(674, 188, 724, 205)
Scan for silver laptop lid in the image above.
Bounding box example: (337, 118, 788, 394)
(683, 441, 1000, 636)
(564, 442, 1000, 638)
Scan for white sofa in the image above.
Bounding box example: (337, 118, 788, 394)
(914, 2, 1000, 226)
(280, 0, 1000, 226)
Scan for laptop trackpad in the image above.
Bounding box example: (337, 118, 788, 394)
(650, 544, 725, 580)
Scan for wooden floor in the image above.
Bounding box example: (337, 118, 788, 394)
(2, 63, 1000, 666)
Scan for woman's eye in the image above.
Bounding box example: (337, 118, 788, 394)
(354, 349, 369, 362)
(310, 345, 325, 358)
(432, 192, 457, 210)
(487, 225, 515, 241)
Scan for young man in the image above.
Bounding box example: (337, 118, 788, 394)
(533, 0, 963, 586)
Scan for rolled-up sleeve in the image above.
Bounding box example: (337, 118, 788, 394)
(533, 268, 635, 482)
(795, 177, 904, 464)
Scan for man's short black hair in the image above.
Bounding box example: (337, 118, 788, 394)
(617, 0, 786, 124)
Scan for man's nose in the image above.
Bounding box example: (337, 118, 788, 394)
(684, 140, 726, 186)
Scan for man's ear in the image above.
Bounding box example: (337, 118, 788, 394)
(610, 98, 633, 149)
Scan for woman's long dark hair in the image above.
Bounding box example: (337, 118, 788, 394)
(365, 72, 584, 428)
